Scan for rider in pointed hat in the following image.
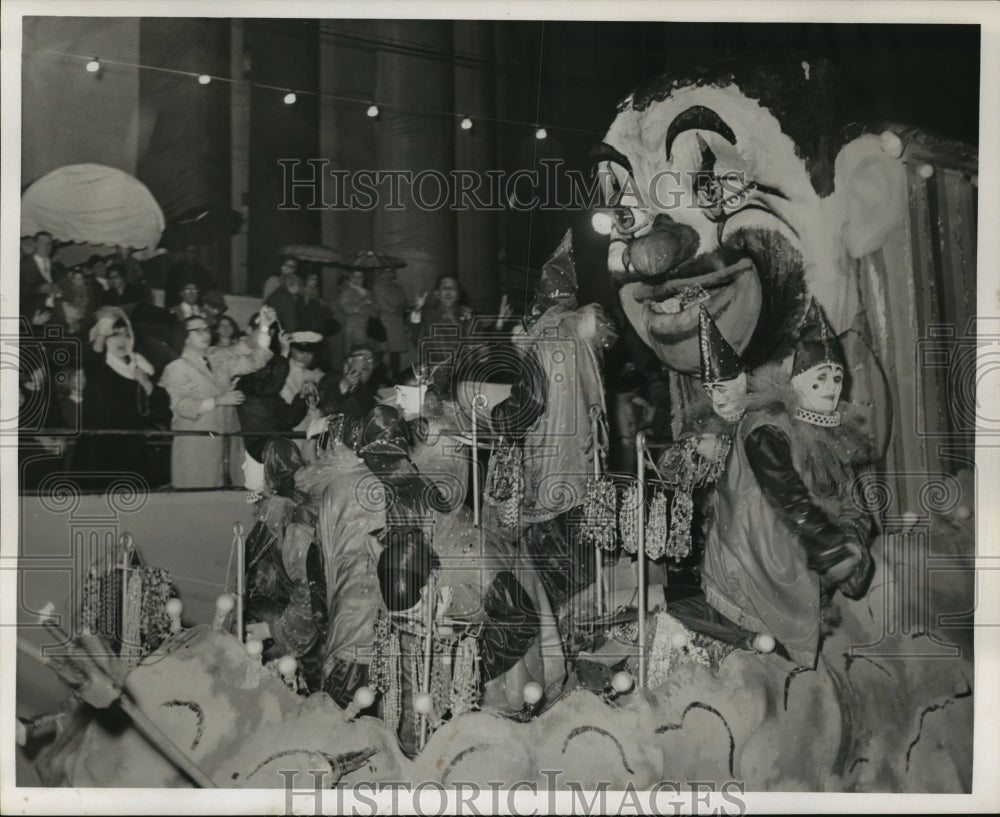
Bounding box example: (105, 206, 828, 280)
(657, 307, 756, 636)
(698, 303, 750, 423)
(699, 297, 878, 668)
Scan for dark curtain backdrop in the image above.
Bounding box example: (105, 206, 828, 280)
(21, 17, 141, 187)
(137, 18, 232, 279)
(246, 19, 321, 295)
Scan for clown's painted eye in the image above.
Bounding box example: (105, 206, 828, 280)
(697, 172, 753, 221)
(695, 175, 723, 207)
(598, 162, 639, 232)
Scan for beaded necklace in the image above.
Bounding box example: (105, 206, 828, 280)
(793, 407, 842, 427)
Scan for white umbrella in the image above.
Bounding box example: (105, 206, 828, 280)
(21, 164, 165, 265)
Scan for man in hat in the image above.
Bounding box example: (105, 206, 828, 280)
(699, 298, 877, 668)
(280, 331, 325, 404)
(316, 342, 378, 421)
(264, 260, 306, 334)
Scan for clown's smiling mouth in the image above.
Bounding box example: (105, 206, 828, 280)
(630, 250, 756, 317)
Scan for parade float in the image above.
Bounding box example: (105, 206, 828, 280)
(16, 57, 977, 796)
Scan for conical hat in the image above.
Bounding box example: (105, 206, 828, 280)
(532, 229, 578, 312)
(698, 305, 748, 383)
(792, 297, 846, 377)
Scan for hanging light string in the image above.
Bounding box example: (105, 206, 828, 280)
(32, 47, 604, 139)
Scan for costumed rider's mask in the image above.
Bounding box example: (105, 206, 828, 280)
(792, 364, 844, 414)
(698, 305, 748, 422)
(704, 374, 748, 423)
(790, 297, 847, 416)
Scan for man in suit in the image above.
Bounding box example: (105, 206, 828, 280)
(20, 230, 61, 322)
(264, 265, 306, 335)
(159, 306, 277, 488)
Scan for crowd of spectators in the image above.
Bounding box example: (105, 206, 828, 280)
(16, 233, 523, 492)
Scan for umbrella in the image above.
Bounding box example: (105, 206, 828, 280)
(336, 249, 407, 270)
(160, 204, 244, 250)
(21, 163, 165, 256)
(280, 244, 343, 265)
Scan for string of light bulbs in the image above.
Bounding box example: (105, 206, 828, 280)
(41, 48, 604, 141)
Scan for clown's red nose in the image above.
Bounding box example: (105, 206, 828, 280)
(622, 214, 700, 279)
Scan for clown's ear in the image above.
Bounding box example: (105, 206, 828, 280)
(834, 135, 906, 259)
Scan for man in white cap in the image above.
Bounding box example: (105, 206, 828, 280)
(280, 331, 325, 404)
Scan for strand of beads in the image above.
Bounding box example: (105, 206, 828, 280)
(81, 570, 100, 633)
(486, 437, 523, 529)
(119, 568, 143, 665)
(369, 614, 392, 692)
(646, 490, 669, 560)
(665, 487, 694, 561)
(450, 635, 480, 717)
(410, 649, 425, 738)
(695, 436, 732, 485)
(429, 640, 451, 728)
(619, 484, 639, 554)
(485, 438, 514, 502)
(382, 626, 402, 735)
(139, 567, 173, 652)
(103, 564, 117, 641)
(584, 477, 618, 550)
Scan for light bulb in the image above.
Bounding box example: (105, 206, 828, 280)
(535, 127, 547, 140)
(198, 74, 212, 85)
(367, 104, 380, 118)
(277, 655, 298, 678)
(86, 59, 100, 73)
(413, 692, 433, 715)
(284, 92, 297, 105)
(460, 116, 473, 130)
(591, 211, 613, 236)
(611, 671, 634, 693)
(918, 163, 935, 180)
(522, 682, 543, 705)
(354, 686, 376, 709)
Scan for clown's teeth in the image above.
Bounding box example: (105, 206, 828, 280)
(651, 298, 682, 314)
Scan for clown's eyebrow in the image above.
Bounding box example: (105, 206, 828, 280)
(665, 106, 736, 162)
(589, 143, 633, 175)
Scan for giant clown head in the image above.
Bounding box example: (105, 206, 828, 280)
(595, 60, 906, 375)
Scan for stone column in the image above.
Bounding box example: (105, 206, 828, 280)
(371, 20, 456, 302)
(453, 21, 499, 314)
